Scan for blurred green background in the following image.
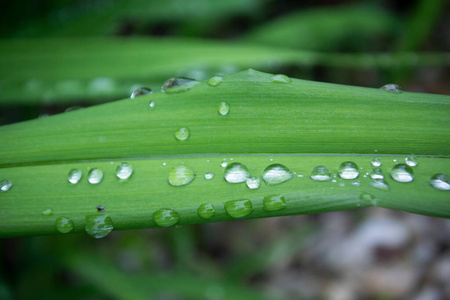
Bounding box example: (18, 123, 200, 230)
(1, 0, 449, 299)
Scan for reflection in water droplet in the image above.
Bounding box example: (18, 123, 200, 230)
(370, 179, 390, 190)
(246, 177, 261, 189)
(197, 203, 215, 219)
(370, 168, 385, 180)
(130, 87, 152, 99)
(338, 161, 359, 180)
(88, 168, 103, 184)
(85, 214, 114, 238)
(207, 75, 224, 87)
(391, 164, 414, 182)
(42, 209, 53, 216)
(219, 102, 230, 116)
(430, 173, 450, 191)
(162, 77, 200, 93)
(175, 127, 190, 141)
(262, 164, 293, 185)
(360, 193, 375, 202)
(263, 195, 286, 212)
(311, 166, 332, 181)
(225, 199, 253, 218)
(0, 179, 12, 191)
(380, 83, 403, 93)
(115, 163, 133, 180)
(371, 157, 382, 167)
(153, 208, 180, 227)
(224, 163, 249, 183)
(270, 74, 292, 83)
(56, 217, 74, 233)
(168, 165, 195, 187)
(405, 155, 417, 167)
(205, 172, 214, 180)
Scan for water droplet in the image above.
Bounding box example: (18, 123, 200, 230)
(262, 164, 293, 185)
(405, 155, 417, 167)
(246, 177, 261, 189)
(225, 199, 253, 218)
(115, 163, 133, 180)
(56, 217, 74, 234)
(224, 163, 249, 183)
(263, 195, 286, 212)
(380, 83, 403, 93)
(221, 160, 228, 168)
(88, 168, 103, 184)
(370, 167, 385, 180)
(42, 209, 53, 216)
(371, 157, 382, 167)
(338, 161, 359, 180)
(168, 165, 195, 187)
(85, 214, 114, 238)
(352, 180, 361, 186)
(175, 127, 190, 141)
(430, 173, 450, 191)
(370, 178, 390, 190)
(205, 172, 214, 180)
(219, 102, 230, 116)
(197, 203, 215, 219)
(207, 75, 224, 87)
(338, 182, 345, 187)
(0, 179, 12, 191)
(311, 166, 332, 181)
(391, 164, 414, 182)
(162, 77, 200, 93)
(130, 87, 152, 99)
(297, 173, 304, 178)
(360, 193, 375, 202)
(153, 208, 180, 227)
(270, 74, 292, 83)
(149, 101, 155, 108)
(96, 205, 105, 212)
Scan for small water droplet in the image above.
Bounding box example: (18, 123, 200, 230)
(168, 165, 195, 187)
(225, 199, 253, 218)
(263, 195, 286, 212)
(42, 209, 53, 216)
(380, 83, 403, 93)
(162, 77, 200, 93)
(297, 173, 304, 178)
(149, 101, 155, 108)
(405, 155, 417, 167)
(370, 178, 390, 190)
(85, 214, 114, 238)
(352, 180, 361, 186)
(270, 74, 292, 84)
(207, 75, 224, 87)
(130, 87, 152, 99)
(88, 168, 103, 184)
(430, 173, 450, 191)
(224, 163, 249, 183)
(115, 163, 133, 179)
(56, 217, 74, 233)
(370, 167, 385, 180)
(218, 102, 230, 116)
(0, 179, 12, 191)
(371, 157, 382, 167)
(153, 208, 180, 227)
(205, 172, 214, 180)
(221, 160, 228, 168)
(391, 164, 414, 182)
(262, 164, 293, 185)
(197, 203, 215, 219)
(162, 162, 167, 166)
(360, 193, 375, 202)
(338, 161, 359, 180)
(246, 176, 261, 189)
(175, 127, 190, 141)
(338, 182, 345, 187)
(96, 205, 105, 212)
(311, 166, 332, 181)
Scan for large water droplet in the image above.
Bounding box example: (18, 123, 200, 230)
(270, 74, 292, 83)
(197, 203, 215, 219)
(168, 165, 195, 187)
(85, 214, 114, 238)
(391, 164, 414, 182)
(225, 199, 253, 218)
(405, 155, 417, 167)
(0, 179, 12, 191)
(175, 127, 190, 141)
(153, 208, 180, 227)
(162, 77, 200, 93)
(371, 157, 382, 167)
(262, 164, 293, 185)
(56, 217, 74, 233)
(430, 173, 450, 191)
(370, 179, 390, 190)
(42, 208, 53, 216)
(311, 166, 332, 181)
(380, 84, 403, 93)
(263, 195, 286, 212)
(246, 176, 261, 189)
(130, 87, 152, 99)
(224, 163, 249, 183)
(219, 102, 230, 116)
(370, 167, 385, 180)
(207, 75, 224, 87)
(338, 161, 359, 180)
(88, 168, 103, 184)
(115, 163, 133, 180)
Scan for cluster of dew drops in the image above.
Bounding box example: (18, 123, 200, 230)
(1, 75, 449, 238)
